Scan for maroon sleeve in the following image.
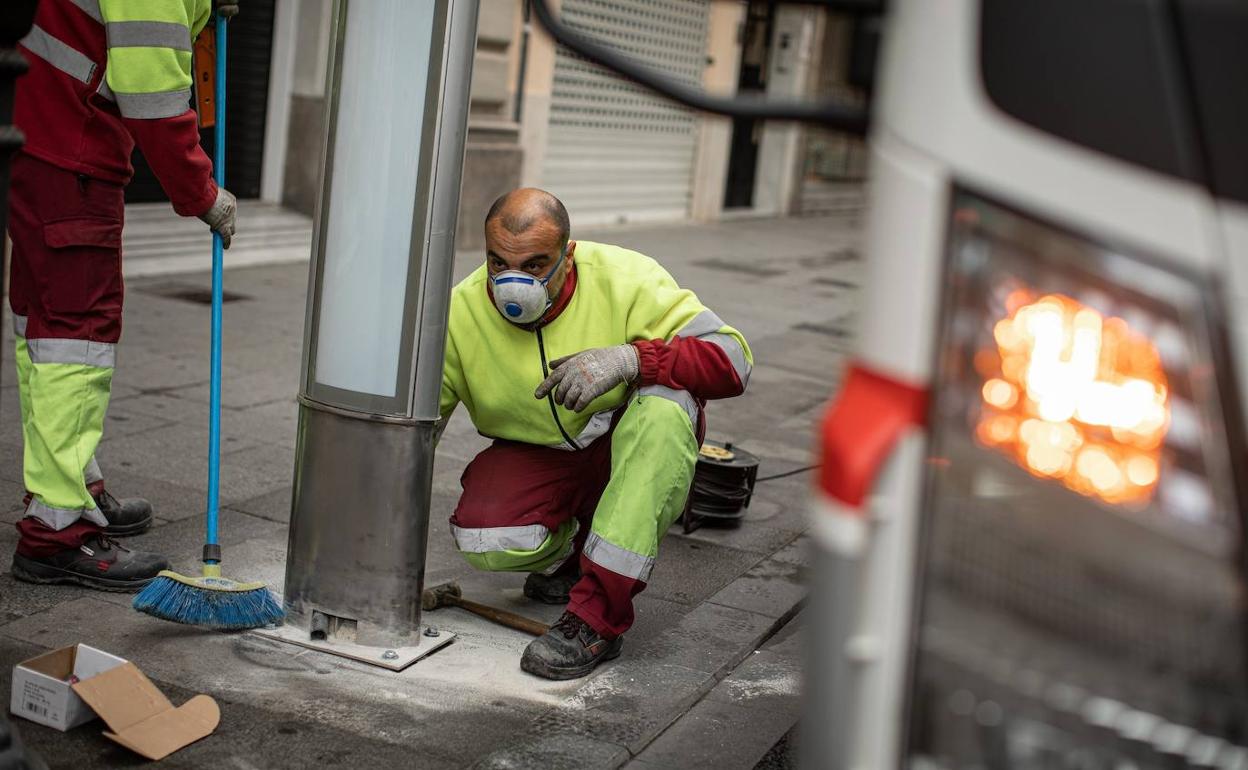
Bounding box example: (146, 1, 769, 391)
(633, 336, 745, 400)
(123, 110, 217, 217)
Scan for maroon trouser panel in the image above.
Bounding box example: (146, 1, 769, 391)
(452, 409, 703, 639)
(9, 153, 126, 344)
(452, 435, 628, 633)
(15, 519, 101, 558)
(565, 554, 648, 641)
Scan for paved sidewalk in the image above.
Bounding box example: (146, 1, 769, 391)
(0, 209, 861, 769)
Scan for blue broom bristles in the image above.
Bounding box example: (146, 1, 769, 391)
(133, 575, 285, 631)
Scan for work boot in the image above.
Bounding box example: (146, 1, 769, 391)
(94, 490, 154, 537)
(523, 571, 580, 605)
(520, 611, 623, 680)
(11, 534, 168, 592)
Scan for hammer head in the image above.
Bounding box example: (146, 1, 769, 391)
(421, 580, 463, 611)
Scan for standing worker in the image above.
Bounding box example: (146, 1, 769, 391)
(7, 0, 239, 590)
(440, 188, 753, 679)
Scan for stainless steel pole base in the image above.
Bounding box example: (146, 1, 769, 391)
(254, 622, 455, 671)
(276, 398, 442, 663)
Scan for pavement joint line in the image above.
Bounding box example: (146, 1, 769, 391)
(217, 505, 274, 523)
(628, 624, 804, 765)
(223, 505, 287, 525)
(619, 610, 798, 762)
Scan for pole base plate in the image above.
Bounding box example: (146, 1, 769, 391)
(253, 624, 455, 671)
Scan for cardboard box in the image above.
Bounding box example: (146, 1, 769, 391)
(10, 645, 220, 761)
(72, 663, 219, 761)
(10, 644, 127, 731)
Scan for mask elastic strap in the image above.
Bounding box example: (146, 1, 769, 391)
(539, 245, 567, 287)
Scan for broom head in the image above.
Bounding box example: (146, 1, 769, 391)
(133, 568, 284, 630)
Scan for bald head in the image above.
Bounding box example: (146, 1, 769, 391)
(485, 188, 570, 253)
(483, 188, 576, 302)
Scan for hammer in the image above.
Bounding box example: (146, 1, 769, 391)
(421, 581, 549, 636)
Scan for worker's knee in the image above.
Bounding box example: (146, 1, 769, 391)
(450, 519, 576, 573)
(631, 385, 698, 435)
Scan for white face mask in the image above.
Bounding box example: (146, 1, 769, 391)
(490, 247, 566, 325)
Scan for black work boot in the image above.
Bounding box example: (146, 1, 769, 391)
(524, 571, 580, 605)
(11, 534, 169, 592)
(94, 490, 154, 537)
(521, 612, 623, 680)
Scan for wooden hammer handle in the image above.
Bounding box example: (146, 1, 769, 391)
(453, 596, 549, 636)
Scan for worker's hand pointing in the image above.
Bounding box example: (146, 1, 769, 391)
(536, 345, 640, 413)
(198, 186, 237, 249)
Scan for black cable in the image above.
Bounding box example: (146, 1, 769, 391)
(536, 328, 580, 450)
(756, 464, 821, 482)
(529, 0, 870, 133)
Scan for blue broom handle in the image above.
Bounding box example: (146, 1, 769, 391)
(206, 13, 227, 558)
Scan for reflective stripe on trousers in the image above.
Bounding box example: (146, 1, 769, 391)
(451, 523, 548, 553)
(450, 520, 578, 575)
(26, 497, 107, 530)
(583, 532, 655, 582)
(579, 390, 697, 581)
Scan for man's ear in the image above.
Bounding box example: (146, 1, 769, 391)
(566, 240, 576, 262)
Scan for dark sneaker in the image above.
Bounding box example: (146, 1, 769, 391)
(11, 535, 169, 592)
(520, 612, 623, 680)
(523, 571, 580, 605)
(95, 490, 153, 537)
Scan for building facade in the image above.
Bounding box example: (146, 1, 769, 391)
(128, 0, 867, 249)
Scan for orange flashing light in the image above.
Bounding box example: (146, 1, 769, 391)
(975, 293, 1169, 506)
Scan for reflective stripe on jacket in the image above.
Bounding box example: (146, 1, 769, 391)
(15, 0, 216, 216)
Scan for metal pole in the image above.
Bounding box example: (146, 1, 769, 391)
(274, 0, 478, 664)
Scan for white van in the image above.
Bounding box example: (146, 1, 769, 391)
(808, 1, 1248, 768)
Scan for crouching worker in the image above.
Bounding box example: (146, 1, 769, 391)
(438, 188, 752, 680)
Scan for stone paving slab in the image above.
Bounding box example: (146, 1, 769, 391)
(707, 550, 809, 620)
(471, 735, 632, 770)
(703, 649, 803, 716)
(626, 619, 805, 770)
(628, 697, 799, 769)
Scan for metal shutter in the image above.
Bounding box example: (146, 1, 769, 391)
(542, 0, 709, 226)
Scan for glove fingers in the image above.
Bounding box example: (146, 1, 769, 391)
(548, 355, 573, 370)
(562, 380, 585, 411)
(554, 370, 579, 405)
(535, 368, 565, 399)
(572, 385, 598, 413)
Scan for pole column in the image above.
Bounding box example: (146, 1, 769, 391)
(284, 0, 479, 650)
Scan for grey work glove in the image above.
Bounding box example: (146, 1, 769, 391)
(535, 344, 640, 413)
(198, 186, 237, 249)
(215, 0, 240, 18)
